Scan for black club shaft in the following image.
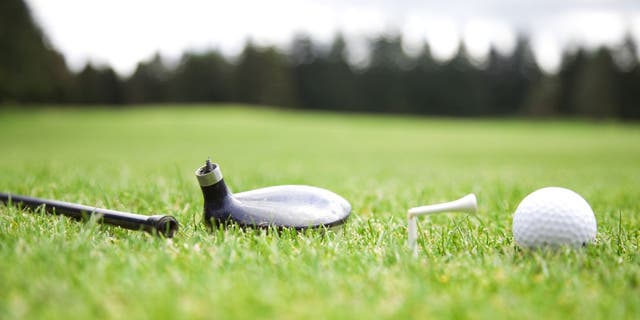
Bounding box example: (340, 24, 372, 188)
(0, 192, 178, 237)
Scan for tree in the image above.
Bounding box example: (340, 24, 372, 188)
(523, 74, 562, 117)
(290, 34, 320, 109)
(322, 34, 359, 110)
(573, 47, 619, 118)
(486, 36, 541, 115)
(359, 35, 410, 112)
(73, 63, 124, 104)
(0, 0, 73, 103)
(290, 33, 359, 110)
(234, 41, 295, 107)
(557, 49, 587, 115)
(617, 35, 640, 119)
(433, 41, 488, 115)
(405, 42, 439, 114)
(172, 51, 233, 102)
(126, 53, 171, 103)
(290, 33, 316, 66)
(99, 67, 125, 105)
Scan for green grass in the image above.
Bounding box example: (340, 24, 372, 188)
(0, 106, 639, 319)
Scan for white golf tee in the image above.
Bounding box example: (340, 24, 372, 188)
(407, 193, 477, 257)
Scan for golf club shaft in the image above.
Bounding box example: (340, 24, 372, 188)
(0, 192, 178, 237)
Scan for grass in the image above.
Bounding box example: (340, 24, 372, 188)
(0, 105, 638, 319)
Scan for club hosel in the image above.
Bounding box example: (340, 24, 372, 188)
(195, 162, 236, 225)
(200, 179, 233, 208)
(196, 162, 231, 205)
(195, 161, 224, 187)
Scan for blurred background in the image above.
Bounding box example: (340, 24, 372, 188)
(1, 0, 639, 118)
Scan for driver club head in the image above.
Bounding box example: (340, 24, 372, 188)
(195, 159, 351, 230)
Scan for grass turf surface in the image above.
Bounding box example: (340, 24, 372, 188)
(0, 106, 639, 319)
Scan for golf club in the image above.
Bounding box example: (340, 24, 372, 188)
(408, 193, 477, 256)
(0, 192, 178, 237)
(196, 159, 351, 229)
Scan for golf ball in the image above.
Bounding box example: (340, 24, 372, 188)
(512, 187, 597, 249)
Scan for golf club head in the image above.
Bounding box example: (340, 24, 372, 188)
(408, 193, 477, 256)
(195, 159, 351, 230)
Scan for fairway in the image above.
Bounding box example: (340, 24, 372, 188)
(0, 106, 639, 319)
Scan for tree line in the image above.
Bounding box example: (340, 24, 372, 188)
(1, 0, 639, 119)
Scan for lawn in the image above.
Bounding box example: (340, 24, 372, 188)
(0, 106, 639, 319)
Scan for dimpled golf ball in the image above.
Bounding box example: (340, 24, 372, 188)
(512, 187, 597, 249)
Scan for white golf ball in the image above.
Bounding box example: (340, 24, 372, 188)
(512, 187, 597, 249)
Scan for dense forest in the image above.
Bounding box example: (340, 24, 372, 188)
(1, 0, 639, 118)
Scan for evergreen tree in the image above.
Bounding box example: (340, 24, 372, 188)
(359, 35, 410, 112)
(316, 34, 359, 110)
(573, 47, 619, 118)
(523, 74, 561, 116)
(403, 42, 441, 114)
(291, 33, 359, 110)
(290, 34, 316, 66)
(0, 0, 72, 103)
(99, 67, 125, 105)
(172, 51, 232, 102)
(74, 63, 124, 104)
(486, 36, 541, 115)
(434, 41, 487, 115)
(2, 2, 639, 120)
(617, 35, 640, 119)
(557, 49, 587, 115)
(290, 34, 320, 109)
(234, 41, 295, 107)
(126, 53, 170, 103)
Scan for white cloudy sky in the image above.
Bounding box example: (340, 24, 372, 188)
(26, 0, 640, 75)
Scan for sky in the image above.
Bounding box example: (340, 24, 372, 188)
(25, 0, 640, 75)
